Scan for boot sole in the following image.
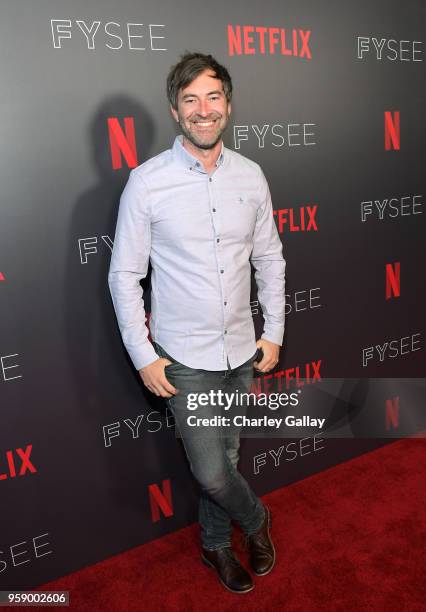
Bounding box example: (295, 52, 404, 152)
(251, 507, 276, 576)
(201, 555, 255, 594)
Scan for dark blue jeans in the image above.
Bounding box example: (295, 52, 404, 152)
(153, 342, 265, 550)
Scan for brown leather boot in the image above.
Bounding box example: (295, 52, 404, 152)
(201, 546, 254, 593)
(246, 505, 275, 575)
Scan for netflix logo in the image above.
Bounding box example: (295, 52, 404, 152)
(106, 117, 139, 170)
(273, 205, 318, 233)
(228, 25, 312, 59)
(386, 262, 400, 300)
(251, 359, 322, 394)
(0, 272, 5, 281)
(149, 479, 174, 522)
(386, 396, 399, 431)
(385, 111, 400, 150)
(108, 118, 138, 169)
(0, 445, 36, 481)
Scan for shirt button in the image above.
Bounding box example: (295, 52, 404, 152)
(224, 301, 227, 306)
(216, 238, 220, 243)
(224, 330, 228, 335)
(209, 178, 212, 182)
(212, 208, 216, 212)
(189, 167, 193, 170)
(220, 269, 224, 274)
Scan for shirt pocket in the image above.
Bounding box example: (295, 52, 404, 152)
(220, 193, 258, 243)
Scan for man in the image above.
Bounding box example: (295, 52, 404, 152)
(108, 52, 286, 594)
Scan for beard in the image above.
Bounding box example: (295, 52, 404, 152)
(178, 111, 229, 150)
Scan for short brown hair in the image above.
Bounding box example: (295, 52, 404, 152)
(167, 52, 233, 110)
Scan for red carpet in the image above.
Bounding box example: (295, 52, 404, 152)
(39, 435, 425, 611)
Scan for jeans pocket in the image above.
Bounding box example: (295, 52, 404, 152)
(153, 341, 174, 362)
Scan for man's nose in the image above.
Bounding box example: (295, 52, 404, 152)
(198, 99, 210, 116)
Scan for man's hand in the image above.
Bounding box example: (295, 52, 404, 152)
(139, 358, 178, 398)
(254, 338, 281, 373)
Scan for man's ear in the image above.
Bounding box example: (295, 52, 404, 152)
(170, 105, 179, 123)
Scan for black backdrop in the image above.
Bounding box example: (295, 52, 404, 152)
(0, 0, 425, 590)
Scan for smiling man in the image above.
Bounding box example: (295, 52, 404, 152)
(108, 52, 286, 594)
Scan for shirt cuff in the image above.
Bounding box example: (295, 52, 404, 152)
(129, 343, 160, 372)
(261, 325, 285, 347)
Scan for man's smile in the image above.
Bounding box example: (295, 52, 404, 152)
(191, 118, 219, 129)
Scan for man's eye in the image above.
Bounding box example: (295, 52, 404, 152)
(185, 99, 196, 104)
(209, 96, 219, 101)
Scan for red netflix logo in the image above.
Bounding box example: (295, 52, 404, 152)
(251, 360, 322, 393)
(273, 206, 318, 233)
(386, 262, 400, 299)
(0, 272, 5, 281)
(0, 445, 36, 481)
(384, 111, 400, 150)
(228, 25, 312, 58)
(385, 397, 399, 430)
(149, 478, 174, 522)
(108, 117, 138, 170)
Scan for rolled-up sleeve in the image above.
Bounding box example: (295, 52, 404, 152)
(108, 170, 159, 370)
(250, 169, 286, 346)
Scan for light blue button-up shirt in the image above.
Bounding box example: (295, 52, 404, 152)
(108, 135, 286, 371)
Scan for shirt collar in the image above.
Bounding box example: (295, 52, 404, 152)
(172, 135, 225, 172)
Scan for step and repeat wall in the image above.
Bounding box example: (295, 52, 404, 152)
(1, 0, 425, 590)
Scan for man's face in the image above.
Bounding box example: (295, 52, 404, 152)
(171, 69, 231, 150)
